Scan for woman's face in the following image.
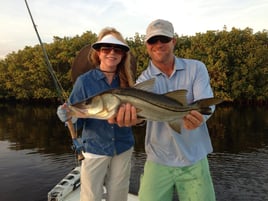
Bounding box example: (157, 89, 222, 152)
(98, 45, 125, 71)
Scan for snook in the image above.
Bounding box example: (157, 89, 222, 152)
(69, 79, 223, 133)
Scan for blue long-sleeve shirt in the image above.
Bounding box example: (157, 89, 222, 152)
(68, 69, 134, 156)
(137, 57, 214, 167)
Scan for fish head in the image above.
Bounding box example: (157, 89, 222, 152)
(69, 93, 121, 119)
(69, 95, 105, 118)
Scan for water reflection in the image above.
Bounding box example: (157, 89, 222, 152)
(209, 149, 268, 201)
(0, 103, 71, 153)
(208, 105, 268, 153)
(0, 103, 268, 201)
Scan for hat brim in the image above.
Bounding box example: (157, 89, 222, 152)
(92, 34, 130, 52)
(92, 43, 129, 52)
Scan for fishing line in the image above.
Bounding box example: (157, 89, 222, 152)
(24, 0, 67, 103)
(24, 0, 84, 161)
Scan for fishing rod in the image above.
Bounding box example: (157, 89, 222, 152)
(24, 0, 66, 103)
(24, 0, 84, 161)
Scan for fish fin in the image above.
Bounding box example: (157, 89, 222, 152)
(168, 120, 182, 134)
(134, 78, 155, 92)
(137, 116, 146, 120)
(136, 108, 146, 120)
(164, 90, 188, 105)
(136, 108, 142, 113)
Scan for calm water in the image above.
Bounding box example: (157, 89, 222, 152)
(0, 103, 268, 201)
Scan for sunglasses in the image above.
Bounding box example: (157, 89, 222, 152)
(147, 36, 173, 45)
(99, 46, 125, 55)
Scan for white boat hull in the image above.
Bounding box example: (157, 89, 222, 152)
(48, 166, 138, 201)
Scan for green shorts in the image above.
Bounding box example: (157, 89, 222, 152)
(138, 157, 215, 201)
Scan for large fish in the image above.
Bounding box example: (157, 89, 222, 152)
(69, 79, 223, 133)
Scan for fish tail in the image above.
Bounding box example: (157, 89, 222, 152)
(194, 98, 223, 107)
(198, 107, 212, 115)
(194, 98, 223, 115)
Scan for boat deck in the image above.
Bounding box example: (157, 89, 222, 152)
(48, 166, 139, 201)
(63, 187, 138, 201)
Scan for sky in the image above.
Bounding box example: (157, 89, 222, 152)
(0, 0, 267, 59)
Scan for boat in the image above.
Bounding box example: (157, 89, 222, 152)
(48, 166, 139, 201)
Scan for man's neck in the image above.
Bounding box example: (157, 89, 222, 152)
(152, 56, 175, 77)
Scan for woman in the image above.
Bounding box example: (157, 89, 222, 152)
(57, 27, 135, 201)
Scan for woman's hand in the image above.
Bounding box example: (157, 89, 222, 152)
(108, 103, 139, 127)
(56, 103, 72, 122)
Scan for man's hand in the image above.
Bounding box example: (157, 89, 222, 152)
(108, 103, 139, 127)
(183, 110, 204, 130)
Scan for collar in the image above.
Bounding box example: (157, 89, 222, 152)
(93, 68, 117, 79)
(149, 56, 185, 76)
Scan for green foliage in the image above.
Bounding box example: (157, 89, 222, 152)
(0, 28, 267, 104)
(126, 33, 148, 77)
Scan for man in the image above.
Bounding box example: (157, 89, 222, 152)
(113, 19, 216, 201)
